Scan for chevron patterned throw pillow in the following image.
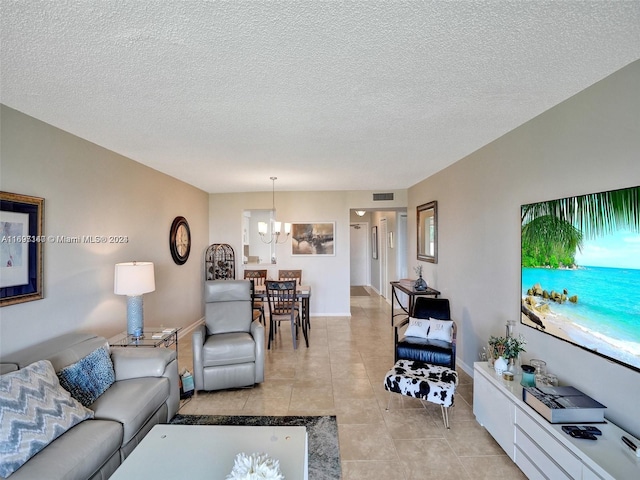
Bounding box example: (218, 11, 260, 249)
(0, 360, 94, 477)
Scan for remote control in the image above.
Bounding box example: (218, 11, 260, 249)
(562, 425, 602, 436)
(581, 425, 602, 435)
(569, 429, 598, 440)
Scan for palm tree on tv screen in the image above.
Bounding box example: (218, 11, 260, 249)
(521, 186, 640, 268)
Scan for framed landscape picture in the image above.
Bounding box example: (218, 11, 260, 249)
(291, 222, 335, 256)
(1, 191, 45, 306)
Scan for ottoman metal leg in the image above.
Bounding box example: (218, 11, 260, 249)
(441, 405, 450, 429)
(386, 391, 409, 411)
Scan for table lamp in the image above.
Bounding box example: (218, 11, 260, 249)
(114, 261, 155, 336)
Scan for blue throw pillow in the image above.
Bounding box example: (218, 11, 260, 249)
(57, 347, 115, 407)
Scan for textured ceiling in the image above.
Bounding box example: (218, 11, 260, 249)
(2, 1, 639, 193)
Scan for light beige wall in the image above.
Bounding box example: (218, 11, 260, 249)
(409, 60, 640, 435)
(0, 105, 209, 356)
(209, 190, 407, 316)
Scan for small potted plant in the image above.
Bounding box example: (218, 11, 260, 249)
(489, 335, 527, 359)
(489, 335, 526, 374)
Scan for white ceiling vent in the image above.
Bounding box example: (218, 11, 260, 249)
(373, 193, 394, 201)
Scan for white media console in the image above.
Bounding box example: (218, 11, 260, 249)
(473, 362, 640, 479)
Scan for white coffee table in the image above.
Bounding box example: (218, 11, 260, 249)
(110, 424, 308, 479)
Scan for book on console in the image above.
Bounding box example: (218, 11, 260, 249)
(522, 386, 606, 424)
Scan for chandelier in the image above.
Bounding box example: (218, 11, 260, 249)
(258, 177, 291, 244)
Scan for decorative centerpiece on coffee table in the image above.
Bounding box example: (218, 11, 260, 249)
(226, 452, 284, 480)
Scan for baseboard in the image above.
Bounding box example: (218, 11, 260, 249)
(177, 318, 204, 340)
(457, 358, 474, 377)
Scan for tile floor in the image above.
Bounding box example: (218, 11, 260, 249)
(176, 288, 527, 479)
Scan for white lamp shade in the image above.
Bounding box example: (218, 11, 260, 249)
(114, 262, 155, 295)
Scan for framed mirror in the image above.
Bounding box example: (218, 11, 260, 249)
(417, 201, 437, 263)
(242, 210, 276, 264)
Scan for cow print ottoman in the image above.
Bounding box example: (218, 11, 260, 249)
(384, 359, 459, 428)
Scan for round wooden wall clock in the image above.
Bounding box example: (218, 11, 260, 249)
(169, 216, 191, 265)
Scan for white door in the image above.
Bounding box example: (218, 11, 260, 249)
(350, 223, 368, 285)
(397, 213, 408, 279)
(380, 218, 388, 298)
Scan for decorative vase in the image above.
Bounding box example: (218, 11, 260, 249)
(414, 275, 427, 291)
(494, 356, 509, 375)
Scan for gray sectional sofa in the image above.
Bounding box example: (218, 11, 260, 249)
(0, 332, 179, 479)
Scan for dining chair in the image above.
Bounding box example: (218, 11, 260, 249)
(278, 270, 311, 330)
(277, 270, 307, 331)
(278, 269, 302, 285)
(265, 280, 308, 349)
(244, 269, 267, 325)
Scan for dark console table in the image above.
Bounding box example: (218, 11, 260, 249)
(390, 279, 440, 324)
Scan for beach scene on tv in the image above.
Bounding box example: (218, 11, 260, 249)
(520, 186, 640, 372)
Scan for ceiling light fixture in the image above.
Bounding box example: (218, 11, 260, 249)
(355, 210, 366, 217)
(258, 177, 291, 244)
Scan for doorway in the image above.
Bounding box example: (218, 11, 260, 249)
(380, 218, 388, 299)
(349, 222, 369, 286)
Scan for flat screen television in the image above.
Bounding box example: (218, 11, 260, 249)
(520, 185, 640, 373)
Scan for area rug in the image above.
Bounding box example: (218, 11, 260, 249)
(170, 414, 341, 479)
(350, 285, 369, 296)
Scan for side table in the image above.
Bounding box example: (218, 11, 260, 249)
(108, 327, 180, 353)
(390, 280, 440, 325)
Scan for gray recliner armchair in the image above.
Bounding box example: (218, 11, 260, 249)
(193, 280, 265, 391)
